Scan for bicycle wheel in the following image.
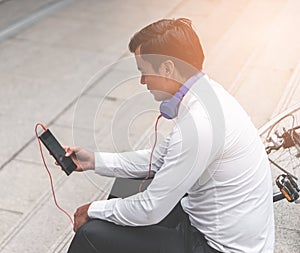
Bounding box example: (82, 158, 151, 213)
(259, 103, 300, 180)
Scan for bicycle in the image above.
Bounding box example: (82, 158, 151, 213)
(258, 103, 300, 204)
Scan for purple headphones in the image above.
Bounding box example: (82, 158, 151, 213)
(160, 71, 204, 119)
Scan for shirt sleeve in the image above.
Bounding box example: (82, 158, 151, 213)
(88, 111, 214, 226)
(94, 134, 171, 178)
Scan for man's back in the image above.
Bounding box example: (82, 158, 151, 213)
(179, 75, 275, 252)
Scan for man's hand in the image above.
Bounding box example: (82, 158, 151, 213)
(73, 203, 91, 232)
(64, 146, 95, 172)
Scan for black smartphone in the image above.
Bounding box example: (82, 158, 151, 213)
(38, 129, 77, 175)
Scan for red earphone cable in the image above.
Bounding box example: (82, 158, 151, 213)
(139, 114, 162, 192)
(35, 123, 74, 225)
(36, 114, 162, 220)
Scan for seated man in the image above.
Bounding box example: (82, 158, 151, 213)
(66, 18, 274, 253)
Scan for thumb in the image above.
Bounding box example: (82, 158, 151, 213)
(64, 146, 73, 157)
(65, 146, 80, 157)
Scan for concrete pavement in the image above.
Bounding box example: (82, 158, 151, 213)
(0, 0, 299, 252)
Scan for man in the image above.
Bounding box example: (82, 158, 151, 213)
(66, 18, 274, 253)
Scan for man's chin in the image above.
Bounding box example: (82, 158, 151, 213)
(150, 91, 170, 101)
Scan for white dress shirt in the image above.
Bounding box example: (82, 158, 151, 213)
(88, 75, 274, 253)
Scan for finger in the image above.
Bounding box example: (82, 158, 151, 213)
(65, 146, 81, 157)
(63, 146, 75, 156)
(64, 146, 72, 157)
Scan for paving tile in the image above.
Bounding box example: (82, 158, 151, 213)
(274, 200, 300, 232)
(55, 94, 123, 130)
(275, 228, 300, 253)
(0, 39, 112, 83)
(56, 87, 160, 133)
(14, 0, 182, 56)
(0, 0, 59, 31)
(0, 210, 21, 241)
(0, 43, 112, 132)
(0, 74, 75, 123)
(0, 169, 114, 253)
(14, 14, 90, 46)
(84, 56, 145, 99)
(52, 0, 182, 36)
(172, 0, 252, 55)
(233, 67, 291, 127)
(0, 119, 41, 168)
(0, 160, 61, 215)
(203, 0, 287, 90)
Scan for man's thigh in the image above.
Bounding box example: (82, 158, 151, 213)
(68, 219, 185, 253)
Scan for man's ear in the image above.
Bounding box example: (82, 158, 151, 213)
(159, 60, 175, 78)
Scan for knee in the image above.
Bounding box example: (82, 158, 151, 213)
(80, 219, 106, 237)
(68, 220, 103, 253)
(76, 219, 105, 244)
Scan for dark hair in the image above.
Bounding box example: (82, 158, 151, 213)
(128, 18, 204, 75)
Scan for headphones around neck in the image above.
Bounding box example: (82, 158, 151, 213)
(159, 71, 204, 119)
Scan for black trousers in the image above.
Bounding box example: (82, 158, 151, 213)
(67, 203, 221, 253)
